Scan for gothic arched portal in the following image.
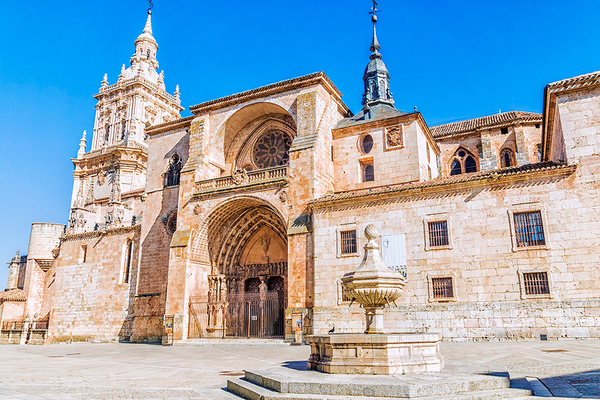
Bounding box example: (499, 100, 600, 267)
(189, 197, 287, 338)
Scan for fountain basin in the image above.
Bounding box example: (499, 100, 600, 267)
(308, 332, 444, 374)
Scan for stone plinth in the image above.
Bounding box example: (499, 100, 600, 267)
(307, 332, 444, 375)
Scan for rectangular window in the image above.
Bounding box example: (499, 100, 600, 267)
(501, 127, 509, 135)
(340, 230, 357, 254)
(523, 272, 550, 295)
(428, 221, 449, 247)
(431, 277, 454, 299)
(341, 285, 353, 302)
(513, 211, 545, 247)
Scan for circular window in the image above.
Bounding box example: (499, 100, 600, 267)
(253, 130, 292, 169)
(361, 134, 373, 154)
(166, 211, 177, 235)
(458, 150, 466, 157)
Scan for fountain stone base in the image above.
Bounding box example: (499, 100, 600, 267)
(307, 332, 444, 375)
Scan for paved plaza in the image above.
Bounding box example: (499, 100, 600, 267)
(0, 340, 599, 399)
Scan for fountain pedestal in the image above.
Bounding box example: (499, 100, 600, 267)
(308, 224, 444, 374)
(308, 332, 443, 374)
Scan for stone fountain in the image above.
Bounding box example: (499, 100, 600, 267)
(307, 224, 444, 374)
(227, 226, 529, 398)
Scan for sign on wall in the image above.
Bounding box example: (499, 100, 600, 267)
(382, 234, 407, 280)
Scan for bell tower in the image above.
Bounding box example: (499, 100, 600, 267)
(68, 10, 183, 234)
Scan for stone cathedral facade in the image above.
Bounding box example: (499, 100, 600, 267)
(2, 10, 600, 344)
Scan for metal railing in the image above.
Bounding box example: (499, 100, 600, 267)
(189, 292, 284, 339)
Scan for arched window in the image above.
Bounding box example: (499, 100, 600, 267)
(536, 144, 542, 163)
(449, 148, 478, 176)
(500, 148, 515, 168)
(165, 153, 182, 187)
(363, 163, 374, 182)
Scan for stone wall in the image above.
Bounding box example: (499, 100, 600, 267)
(313, 298, 600, 340)
(48, 226, 140, 342)
(310, 153, 599, 339)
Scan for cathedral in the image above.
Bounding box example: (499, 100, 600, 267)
(2, 7, 600, 345)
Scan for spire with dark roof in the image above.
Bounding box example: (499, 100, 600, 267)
(362, 3, 394, 109)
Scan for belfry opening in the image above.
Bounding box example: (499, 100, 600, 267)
(189, 198, 287, 339)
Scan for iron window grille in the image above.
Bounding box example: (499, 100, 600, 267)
(523, 272, 550, 295)
(341, 284, 353, 302)
(340, 230, 357, 254)
(513, 211, 545, 247)
(431, 277, 454, 299)
(428, 221, 449, 247)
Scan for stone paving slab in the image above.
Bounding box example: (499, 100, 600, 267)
(0, 339, 599, 399)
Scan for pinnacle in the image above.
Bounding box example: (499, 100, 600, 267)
(143, 12, 152, 35)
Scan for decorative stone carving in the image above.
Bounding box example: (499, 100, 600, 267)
(108, 169, 121, 203)
(85, 178, 95, 204)
(231, 169, 248, 185)
(279, 190, 288, 203)
(386, 124, 403, 148)
(193, 204, 202, 215)
(51, 247, 60, 259)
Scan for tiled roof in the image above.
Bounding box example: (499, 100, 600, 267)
(0, 289, 27, 303)
(430, 111, 542, 138)
(546, 70, 600, 93)
(310, 162, 575, 206)
(334, 103, 409, 130)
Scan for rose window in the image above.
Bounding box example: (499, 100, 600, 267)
(252, 130, 292, 169)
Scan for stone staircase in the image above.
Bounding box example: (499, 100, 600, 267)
(227, 367, 533, 399)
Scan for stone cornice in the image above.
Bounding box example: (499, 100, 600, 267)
(73, 144, 148, 174)
(189, 72, 350, 116)
(93, 76, 184, 111)
(146, 115, 194, 137)
(61, 224, 141, 242)
(310, 162, 576, 209)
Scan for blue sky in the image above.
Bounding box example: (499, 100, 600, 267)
(1, 0, 600, 286)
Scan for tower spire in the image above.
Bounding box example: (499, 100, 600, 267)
(362, 0, 394, 109)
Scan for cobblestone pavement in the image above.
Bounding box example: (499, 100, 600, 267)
(0, 339, 599, 399)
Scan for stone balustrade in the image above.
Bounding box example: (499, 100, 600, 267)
(194, 166, 289, 196)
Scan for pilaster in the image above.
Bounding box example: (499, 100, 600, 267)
(479, 130, 498, 171)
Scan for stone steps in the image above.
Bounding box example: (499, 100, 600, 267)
(227, 377, 532, 399)
(226, 368, 533, 399)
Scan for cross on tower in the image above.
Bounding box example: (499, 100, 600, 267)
(147, 0, 154, 13)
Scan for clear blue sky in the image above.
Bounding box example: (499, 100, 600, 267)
(1, 0, 600, 286)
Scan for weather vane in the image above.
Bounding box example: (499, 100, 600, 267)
(147, 0, 154, 13)
(369, 0, 381, 16)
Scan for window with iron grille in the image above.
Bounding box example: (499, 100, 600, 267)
(428, 221, 449, 247)
(340, 230, 357, 254)
(523, 272, 550, 295)
(513, 211, 545, 247)
(431, 277, 454, 299)
(341, 284, 353, 302)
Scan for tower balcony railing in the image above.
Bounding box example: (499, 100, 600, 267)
(194, 165, 289, 197)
